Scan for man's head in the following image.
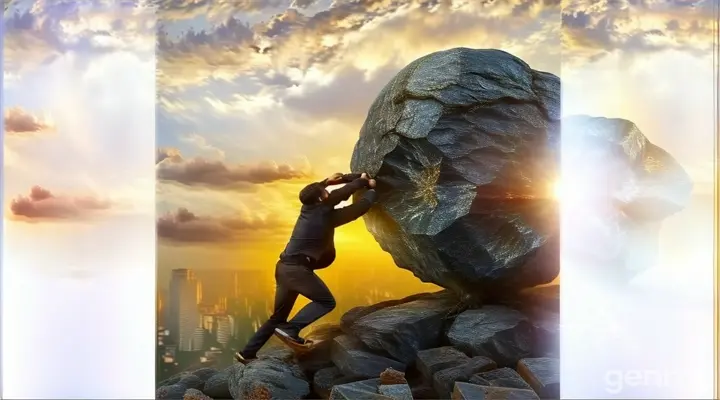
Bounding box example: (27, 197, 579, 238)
(299, 182, 329, 205)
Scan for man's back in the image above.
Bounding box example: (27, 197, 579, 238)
(282, 203, 335, 264)
(280, 175, 378, 269)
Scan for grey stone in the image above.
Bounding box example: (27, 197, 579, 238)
(156, 384, 186, 399)
(191, 367, 219, 382)
(341, 291, 450, 331)
(516, 357, 559, 399)
(228, 357, 309, 400)
(347, 294, 456, 364)
(329, 379, 393, 400)
(452, 382, 540, 400)
(410, 383, 438, 399)
(331, 335, 406, 378)
(177, 375, 204, 390)
(416, 346, 470, 382)
(183, 388, 213, 400)
(447, 306, 534, 366)
(470, 367, 533, 391)
(203, 368, 233, 399)
(379, 384, 413, 400)
(350, 47, 561, 296)
(313, 366, 345, 399)
(432, 356, 497, 397)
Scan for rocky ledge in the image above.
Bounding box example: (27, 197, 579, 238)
(156, 286, 559, 400)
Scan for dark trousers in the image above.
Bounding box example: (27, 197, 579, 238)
(241, 261, 336, 358)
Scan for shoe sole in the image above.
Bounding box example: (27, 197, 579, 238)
(234, 353, 254, 365)
(274, 328, 315, 354)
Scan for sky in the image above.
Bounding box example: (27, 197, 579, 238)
(2, 0, 712, 293)
(1, 0, 716, 396)
(154, 0, 563, 287)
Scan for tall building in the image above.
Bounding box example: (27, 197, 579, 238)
(191, 327, 205, 351)
(169, 269, 201, 352)
(216, 316, 232, 346)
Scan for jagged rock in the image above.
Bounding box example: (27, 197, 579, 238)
(192, 367, 219, 382)
(432, 356, 496, 397)
(561, 115, 692, 283)
(156, 384, 187, 399)
(511, 285, 559, 357)
(516, 358, 559, 399)
(183, 388, 213, 400)
(416, 346, 470, 382)
(331, 335, 406, 378)
(313, 367, 345, 399)
(452, 382, 540, 400)
(411, 383, 438, 399)
(228, 357, 309, 400)
(257, 343, 295, 362)
(447, 306, 533, 366)
(203, 367, 234, 399)
(379, 368, 408, 385)
(350, 47, 561, 296)
(298, 324, 344, 377)
(341, 291, 451, 331)
(379, 384, 413, 400)
(158, 372, 193, 389)
(329, 379, 392, 400)
(177, 375, 205, 390)
(347, 293, 456, 364)
(470, 367, 533, 391)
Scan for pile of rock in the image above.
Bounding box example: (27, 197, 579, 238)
(156, 285, 559, 400)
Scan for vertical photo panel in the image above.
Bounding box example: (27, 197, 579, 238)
(155, 1, 562, 400)
(561, 0, 717, 398)
(2, 1, 157, 398)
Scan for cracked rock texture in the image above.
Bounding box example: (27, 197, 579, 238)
(350, 47, 561, 296)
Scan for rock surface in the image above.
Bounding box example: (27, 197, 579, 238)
(432, 356, 497, 397)
(228, 357, 309, 400)
(331, 335, 406, 378)
(470, 367, 533, 390)
(350, 47, 561, 296)
(346, 293, 456, 364)
(447, 306, 534, 366)
(452, 382, 540, 400)
(516, 358, 560, 399)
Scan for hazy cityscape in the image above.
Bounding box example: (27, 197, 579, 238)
(155, 267, 436, 382)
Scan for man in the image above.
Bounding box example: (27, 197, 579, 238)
(235, 172, 378, 363)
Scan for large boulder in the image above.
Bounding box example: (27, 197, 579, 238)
(344, 292, 456, 364)
(561, 115, 692, 283)
(350, 47, 561, 296)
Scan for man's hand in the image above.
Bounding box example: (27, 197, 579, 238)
(368, 179, 377, 188)
(325, 172, 345, 186)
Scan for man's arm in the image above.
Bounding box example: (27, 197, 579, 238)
(324, 177, 370, 206)
(331, 189, 378, 227)
(324, 173, 363, 186)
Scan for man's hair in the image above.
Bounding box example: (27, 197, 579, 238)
(299, 182, 325, 205)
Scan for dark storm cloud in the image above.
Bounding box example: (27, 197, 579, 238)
(9, 186, 112, 220)
(157, 207, 288, 244)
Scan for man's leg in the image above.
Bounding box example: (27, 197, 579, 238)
(238, 281, 298, 360)
(276, 265, 336, 340)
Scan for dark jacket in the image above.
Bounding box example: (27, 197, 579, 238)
(280, 174, 378, 269)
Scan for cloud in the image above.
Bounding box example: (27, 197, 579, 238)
(4, 0, 156, 74)
(4, 106, 54, 135)
(157, 147, 182, 164)
(562, 0, 715, 64)
(9, 185, 112, 221)
(157, 207, 288, 244)
(156, 149, 311, 189)
(157, 0, 561, 91)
